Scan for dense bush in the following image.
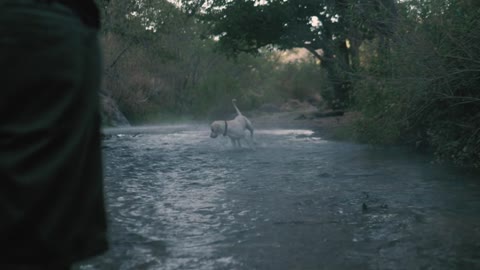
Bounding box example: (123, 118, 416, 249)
(353, 0, 480, 167)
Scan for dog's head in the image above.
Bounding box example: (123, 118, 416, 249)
(209, 121, 222, 138)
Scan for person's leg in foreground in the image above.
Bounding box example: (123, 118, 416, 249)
(0, 0, 108, 269)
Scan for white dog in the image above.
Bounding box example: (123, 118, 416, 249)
(210, 99, 254, 147)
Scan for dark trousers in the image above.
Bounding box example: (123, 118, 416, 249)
(0, 0, 107, 267)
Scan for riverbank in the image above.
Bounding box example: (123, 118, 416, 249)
(251, 108, 479, 169)
(248, 108, 359, 141)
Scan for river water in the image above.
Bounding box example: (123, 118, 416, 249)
(76, 124, 480, 270)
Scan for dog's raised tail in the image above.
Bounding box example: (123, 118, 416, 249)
(232, 99, 242, 115)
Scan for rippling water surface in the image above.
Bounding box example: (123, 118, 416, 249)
(76, 124, 480, 270)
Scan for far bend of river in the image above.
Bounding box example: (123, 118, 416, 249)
(76, 124, 480, 270)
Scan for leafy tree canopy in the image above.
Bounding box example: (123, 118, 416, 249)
(185, 0, 397, 108)
(195, 0, 396, 58)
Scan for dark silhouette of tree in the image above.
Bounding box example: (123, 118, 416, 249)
(192, 0, 397, 108)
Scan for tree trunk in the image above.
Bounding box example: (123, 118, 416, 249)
(304, 45, 350, 109)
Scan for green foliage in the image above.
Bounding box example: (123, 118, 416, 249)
(264, 61, 329, 103)
(203, 0, 323, 53)
(185, 52, 328, 118)
(353, 81, 405, 145)
(196, 0, 400, 108)
(99, 0, 329, 123)
(352, 0, 480, 167)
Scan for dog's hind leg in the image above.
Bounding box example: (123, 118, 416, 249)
(245, 118, 254, 139)
(247, 126, 254, 139)
(230, 139, 241, 148)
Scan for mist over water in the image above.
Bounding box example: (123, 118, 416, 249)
(77, 124, 480, 270)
